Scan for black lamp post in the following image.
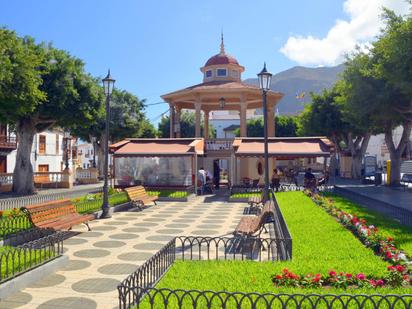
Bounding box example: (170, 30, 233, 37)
(91, 136, 97, 168)
(64, 131, 70, 170)
(257, 63, 272, 202)
(101, 70, 115, 219)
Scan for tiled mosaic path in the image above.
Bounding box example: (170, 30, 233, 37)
(0, 196, 246, 309)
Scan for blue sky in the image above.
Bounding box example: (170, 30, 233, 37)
(1, 0, 406, 125)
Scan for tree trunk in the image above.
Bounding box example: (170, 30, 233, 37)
(347, 132, 371, 179)
(12, 118, 36, 194)
(385, 123, 412, 186)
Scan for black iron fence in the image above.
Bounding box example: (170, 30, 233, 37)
(0, 232, 64, 283)
(0, 214, 32, 240)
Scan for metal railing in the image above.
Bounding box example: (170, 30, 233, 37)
(0, 232, 64, 283)
(0, 214, 32, 240)
(0, 186, 103, 211)
(0, 135, 17, 149)
(205, 138, 233, 151)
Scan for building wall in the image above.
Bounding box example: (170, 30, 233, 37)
(6, 130, 75, 173)
(77, 143, 97, 169)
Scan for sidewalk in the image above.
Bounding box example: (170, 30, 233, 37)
(334, 177, 412, 226)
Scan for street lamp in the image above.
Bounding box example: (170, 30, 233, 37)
(257, 63, 272, 202)
(219, 97, 226, 109)
(91, 136, 97, 168)
(101, 70, 115, 219)
(64, 131, 70, 170)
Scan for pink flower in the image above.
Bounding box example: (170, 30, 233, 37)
(356, 273, 366, 280)
(396, 265, 405, 273)
(346, 273, 353, 279)
(387, 265, 395, 271)
(385, 251, 393, 259)
(376, 279, 384, 287)
(329, 270, 337, 277)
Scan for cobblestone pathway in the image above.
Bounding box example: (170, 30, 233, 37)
(0, 196, 246, 309)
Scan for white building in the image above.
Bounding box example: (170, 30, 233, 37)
(365, 127, 412, 168)
(209, 110, 257, 138)
(77, 143, 97, 169)
(4, 129, 77, 173)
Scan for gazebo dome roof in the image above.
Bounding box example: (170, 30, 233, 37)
(205, 53, 239, 67)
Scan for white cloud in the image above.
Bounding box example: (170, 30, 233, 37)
(280, 0, 409, 66)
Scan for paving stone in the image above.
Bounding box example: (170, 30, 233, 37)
(73, 248, 111, 258)
(29, 274, 66, 288)
(79, 231, 103, 238)
(63, 259, 92, 271)
(37, 297, 97, 309)
(145, 235, 175, 242)
(104, 221, 128, 226)
(109, 233, 139, 240)
(202, 219, 225, 224)
(156, 228, 184, 234)
(142, 217, 166, 222)
(191, 229, 220, 236)
(122, 227, 150, 233)
(118, 251, 153, 261)
(97, 263, 138, 275)
(133, 242, 164, 250)
(134, 222, 159, 227)
(196, 224, 221, 229)
(90, 225, 118, 231)
(63, 238, 89, 245)
(171, 219, 192, 224)
(72, 278, 120, 293)
(0, 291, 32, 309)
(93, 240, 126, 248)
(164, 223, 190, 228)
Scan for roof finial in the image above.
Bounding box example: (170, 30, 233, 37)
(220, 31, 225, 54)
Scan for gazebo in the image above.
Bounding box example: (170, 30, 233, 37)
(161, 35, 283, 138)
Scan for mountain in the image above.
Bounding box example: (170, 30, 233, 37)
(244, 64, 345, 115)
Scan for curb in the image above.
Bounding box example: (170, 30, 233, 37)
(0, 255, 69, 299)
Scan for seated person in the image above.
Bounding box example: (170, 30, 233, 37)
(318, 170, 330, 186)
(304, 168, 316, 189)
(271, 168, 281, 192)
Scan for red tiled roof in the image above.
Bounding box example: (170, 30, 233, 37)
(205, 53, 239, 66)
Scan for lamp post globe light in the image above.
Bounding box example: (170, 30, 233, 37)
(101, 70, 115, 219)
(257, 63, 272, 202)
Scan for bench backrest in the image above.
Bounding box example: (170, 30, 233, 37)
(257, 200, 275, 226)
(124, 186, 149, 201)
(22, 199, 78, 225)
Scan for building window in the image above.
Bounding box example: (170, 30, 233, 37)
(56, 134, 59, 155)
(39, 135, 46, 154)
(231, 70, 238, 78)
(217, 68, 227, 77)
(205, 70, 212, 78)
(38, 164, 49, 172)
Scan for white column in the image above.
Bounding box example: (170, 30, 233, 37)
(240, 103, 247, 137)
(175, 106, 181, 138)
(204, 110, 209, 139)
(195, 102, 201, 137)
(169, 104, 175, 138)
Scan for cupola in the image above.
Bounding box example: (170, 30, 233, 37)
(200, 34, 245, 82)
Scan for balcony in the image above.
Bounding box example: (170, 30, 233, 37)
(205, 139, 233, 153)
(0, 135, 17, 151)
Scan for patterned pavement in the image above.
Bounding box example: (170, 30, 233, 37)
(0, 195, 246, 309)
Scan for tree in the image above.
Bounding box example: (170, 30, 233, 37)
(158, 111, 215, 138)
(72, 88, 156, 175)
(0, 29, 102, 194)
(370, 9, 412, 185)
(234, 115, 298, 137)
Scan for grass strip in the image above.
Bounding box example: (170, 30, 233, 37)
(137, 191, 412, 305)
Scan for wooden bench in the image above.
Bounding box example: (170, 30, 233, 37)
(248, 192, 264, 209)
(21, 199, 94, 231)
(124, 186, 158, 210)
(234, 200, 274, 237)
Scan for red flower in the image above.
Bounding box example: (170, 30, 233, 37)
(329, 270, 337, 277)
(376, 279, 384, 287)
(356, 273, 366, 280)
(387, 237, 393, 242)
(385, 251, 393, 259)
(396, 265, 404, 273)
(387, 265, 396, 271)
(369, 279, 376, 286)
(346, 273, 353, 279)
(275, 275, 282, 280)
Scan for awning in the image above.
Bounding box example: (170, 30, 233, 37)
(110, 138, 204, 156)
(234, 137, 333, 158)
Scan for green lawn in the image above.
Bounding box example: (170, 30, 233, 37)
(147, 190, 188, 198)
(137, 192, 412, 307)
(0, 246, 56, 282)
(230, 192, 261, 199)
(326, 193, 412, 257)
